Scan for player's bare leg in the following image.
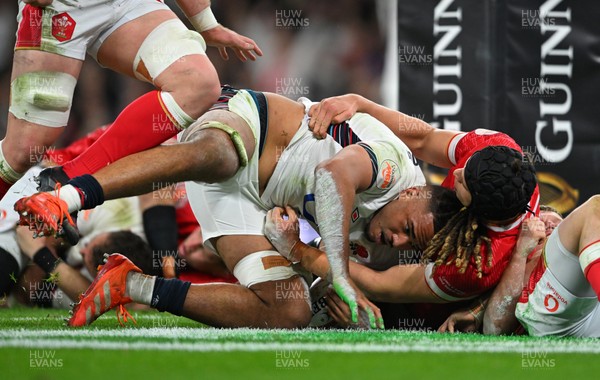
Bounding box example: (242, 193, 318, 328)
(556, 195, 600, 299)
(173, 234, 312, 328)
(59, 9, 220, 179)
(0, 50, 83, 197)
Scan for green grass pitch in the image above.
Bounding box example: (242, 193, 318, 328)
(1, 307, 599, 380)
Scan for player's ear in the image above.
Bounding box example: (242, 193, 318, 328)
(400, 187, 420, 198)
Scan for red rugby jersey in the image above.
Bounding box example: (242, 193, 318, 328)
(426, 129, 541, 301)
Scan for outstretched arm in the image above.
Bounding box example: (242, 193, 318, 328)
(265, 212, 442, 304)
(308, 95, 458, 168)
(312, 145, 376, 325)
(265, 206, 383, 329)
(176, 0, 263, 61)
(16, 227, 91, 301)
(482, 217, 546, 335)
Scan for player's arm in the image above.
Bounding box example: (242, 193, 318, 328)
(175, 0, 262, 61)
(312, 145, 379, 324)
(438, 296, 489, 333)
(265, 223, 441, 303)
(350, 262, 444, 303)
(308, 95, 458, 168)
(265, 208, 384, 329)
(482, 218, 546, 335)
(16, 227, 91, 301)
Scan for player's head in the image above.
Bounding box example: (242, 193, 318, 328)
(366, 185, 462, 250)
(81, 230, 157, 276)
(454, 146, 537, 221)
(540, 205, 563, 237)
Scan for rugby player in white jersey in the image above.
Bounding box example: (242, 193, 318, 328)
(0, 0, 260, 209)
(15, 86, 461, 328)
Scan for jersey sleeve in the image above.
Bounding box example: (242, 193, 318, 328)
(448, 129, 522, 166)
(424, 234, 515, 301)
(357, 140, 425, 194)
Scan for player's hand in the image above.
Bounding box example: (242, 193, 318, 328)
(308, 94, 361, 139)
(201, 25, 263, 62)
(438, 307, 481, 333)
(515, 217, 546, 258)
(264, 206, 301, 262)
(326, 284, 384, 330)
(16, 226, 48, 259)
(23, 0, 53, 7)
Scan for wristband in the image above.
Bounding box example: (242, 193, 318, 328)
(189, 7, 219, 32)
(33, 247, 61, 274)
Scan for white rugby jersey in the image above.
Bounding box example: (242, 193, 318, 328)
(261, 98, 426, 269)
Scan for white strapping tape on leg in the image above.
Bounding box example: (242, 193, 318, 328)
(579, 242, 600, 275)
(133, 19, 207, 83)
(0, 140, 23, 184)
(159, 92, 195, 130)
(233, 250, 297, 288)
(9, 71, 77, 128)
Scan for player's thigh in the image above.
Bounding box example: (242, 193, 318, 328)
(11, 50, 83, 80)
(96, 9, 175, 77)
(210, 234, 275, 272)
(557, 195, 600, 255)
(181, 109, 257, 174)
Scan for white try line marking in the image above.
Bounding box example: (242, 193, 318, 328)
(0, 328, 599, 353)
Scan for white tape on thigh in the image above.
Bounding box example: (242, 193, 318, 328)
(233, 250, 297, 288)
(9, 71, 77, 128)
(133, 19, 207, 83)
(580, 242, 600, 275)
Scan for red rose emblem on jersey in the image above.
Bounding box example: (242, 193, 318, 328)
(377, 159, 399, 190)
(350, 242, 369, 259)
(52, 13, 76, 42)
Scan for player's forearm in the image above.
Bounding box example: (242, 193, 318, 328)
(176, 0, 220, 34)
(348, 261, 385, 300)
(314, 168, 354, 282)
(482, 251, 527, 335)
(292, 242, 331, 280)
(52, 263, 92, 302)
(352, 96, 431, 149)
(352, 95, 455, 168)
(175, 0, 212, 18)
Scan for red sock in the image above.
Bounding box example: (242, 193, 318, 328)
(580, 241, 600, 301)
(62, 91, 179, 177)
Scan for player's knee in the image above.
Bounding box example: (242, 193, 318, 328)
(278, 295, 312, 328)
(162, 69, 220, 122)
(188, 129, 239, 182)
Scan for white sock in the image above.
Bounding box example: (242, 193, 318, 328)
(126, 272, 156, 305)
(52, 184, 82, 213)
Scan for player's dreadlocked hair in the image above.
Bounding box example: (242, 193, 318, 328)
(426, 185, 463, 233)
(422, 146, 537, 278)
(421, 207, 492, 278)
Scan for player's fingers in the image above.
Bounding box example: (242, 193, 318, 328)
(233, 48, 248, 62)
(219, 47, 229, 61)
(331, 109, 354, 124)
(447, 319, 455, 333)
(372, 304, 384, 330)
(240, 38, 263, 57)
(315, 106, 334, 138)
(285, 206, 298, 222)
(309, 103, 328, 136)
(326, 296, 349, 327)
(438, 320, 449, 333)
(271, 207, 286, 221)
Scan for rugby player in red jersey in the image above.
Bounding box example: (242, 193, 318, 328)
(285, 96, 539, 315)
